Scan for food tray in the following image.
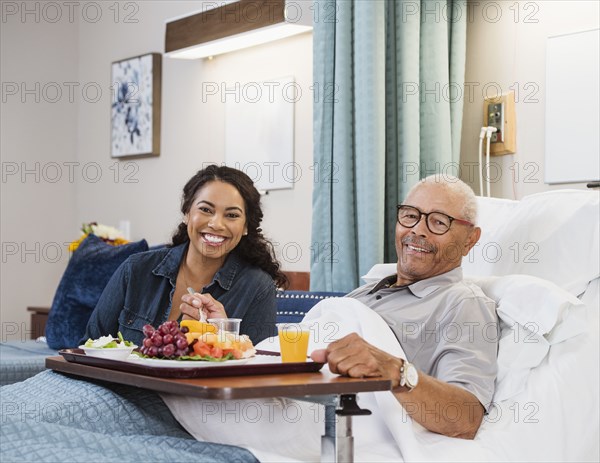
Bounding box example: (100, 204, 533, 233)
(58, 349, 324, 379)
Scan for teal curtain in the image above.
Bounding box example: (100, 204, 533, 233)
(311, 0, 467, 292)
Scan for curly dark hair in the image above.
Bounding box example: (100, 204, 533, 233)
(171, 165, 288, 289)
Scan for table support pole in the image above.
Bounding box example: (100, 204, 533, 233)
(321, 403, 353, 462)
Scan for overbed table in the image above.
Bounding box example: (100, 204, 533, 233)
(46, 356, 393, 462)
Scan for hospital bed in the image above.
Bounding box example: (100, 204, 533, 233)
(166, 188, 599, 462)
(1, 189, 598, 462)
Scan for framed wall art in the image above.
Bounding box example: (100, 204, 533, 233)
(111, 53, 161, 158)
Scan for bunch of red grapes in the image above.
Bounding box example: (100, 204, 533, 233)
(140, 320, 190, 358)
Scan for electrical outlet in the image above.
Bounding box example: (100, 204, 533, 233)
(483, 91, 516, 155)
(487, 102, 504, 143)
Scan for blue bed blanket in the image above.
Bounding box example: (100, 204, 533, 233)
(0, 340, 58, 386)
(0, 370, 258, 463)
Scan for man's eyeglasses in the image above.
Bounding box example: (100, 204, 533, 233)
(396, 205, 474, 235)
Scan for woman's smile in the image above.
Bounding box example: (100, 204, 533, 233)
(201, 232, 227, 246)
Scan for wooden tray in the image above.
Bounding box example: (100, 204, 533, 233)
(58, 349, 324, 379)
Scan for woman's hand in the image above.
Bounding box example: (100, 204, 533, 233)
(180, 292, 227, 321)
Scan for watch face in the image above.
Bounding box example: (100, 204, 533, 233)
(406, 363, 419, 388)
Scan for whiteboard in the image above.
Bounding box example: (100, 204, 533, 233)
(225, 76, 295, 191)
(545, 29, 600, 184)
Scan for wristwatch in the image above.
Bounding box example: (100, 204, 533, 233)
(399, 360, 419, 391)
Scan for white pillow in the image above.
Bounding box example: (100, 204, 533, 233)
(464, 190, 600, 296)
(468, 275, 586, 402)
(468, 275, 585, 337)
(462, 196, 517, 276)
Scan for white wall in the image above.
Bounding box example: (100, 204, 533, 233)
(460, 0, 600, 199)
(1, 5, 79, 339)
(0, 1, 313, 335)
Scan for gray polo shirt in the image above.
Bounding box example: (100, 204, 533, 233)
(347, 267, 498, 409)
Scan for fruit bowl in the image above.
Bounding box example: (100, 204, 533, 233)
(79, 345, 137, 361)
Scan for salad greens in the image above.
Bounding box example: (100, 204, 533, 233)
(84, 332, 134, 349)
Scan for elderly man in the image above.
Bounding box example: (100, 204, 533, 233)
(311, 175, 498, 440)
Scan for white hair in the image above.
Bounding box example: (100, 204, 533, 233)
(406, 174, 478, 224)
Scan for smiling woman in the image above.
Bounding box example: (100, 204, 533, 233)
(83, 165, 287, 347)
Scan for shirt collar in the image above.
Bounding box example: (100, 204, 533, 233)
(408, 267, 463, 298)
(153, 243, 186, 285)
(368, 267, 464, 298)
(152, 242, 244, 291)
(368, 274, 402, 294)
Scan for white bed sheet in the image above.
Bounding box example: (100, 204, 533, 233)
(162, 280, 599, 462)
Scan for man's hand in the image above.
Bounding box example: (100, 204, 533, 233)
(310, 333, 403, 386)
(311, 332, 485, 439)
(180, 292, 227, 321)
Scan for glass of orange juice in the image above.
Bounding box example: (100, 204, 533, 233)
(277, 323, 310, 363)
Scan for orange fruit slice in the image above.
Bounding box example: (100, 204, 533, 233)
(180, 320, 217, 334)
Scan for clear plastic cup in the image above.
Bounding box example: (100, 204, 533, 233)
(277, 323, 310, 363)
(207, 318, 242, 335)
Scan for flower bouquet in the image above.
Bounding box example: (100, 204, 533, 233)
(69, 222, 129, 252)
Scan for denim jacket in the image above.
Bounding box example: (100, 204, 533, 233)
(82, 243, 277, 346)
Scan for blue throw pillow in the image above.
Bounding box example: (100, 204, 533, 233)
(46, 234, 148, 349)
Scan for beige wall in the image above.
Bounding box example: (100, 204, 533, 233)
(460, 0, 599, 199)
(1, 7, 79, 339)
(75, 2, 314, 265)
(4, 0, 596, 337)
(1, 1, 313, 337)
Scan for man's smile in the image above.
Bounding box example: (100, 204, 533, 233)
(402, 236, 436, 254)
(406, 244, 432, 253)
